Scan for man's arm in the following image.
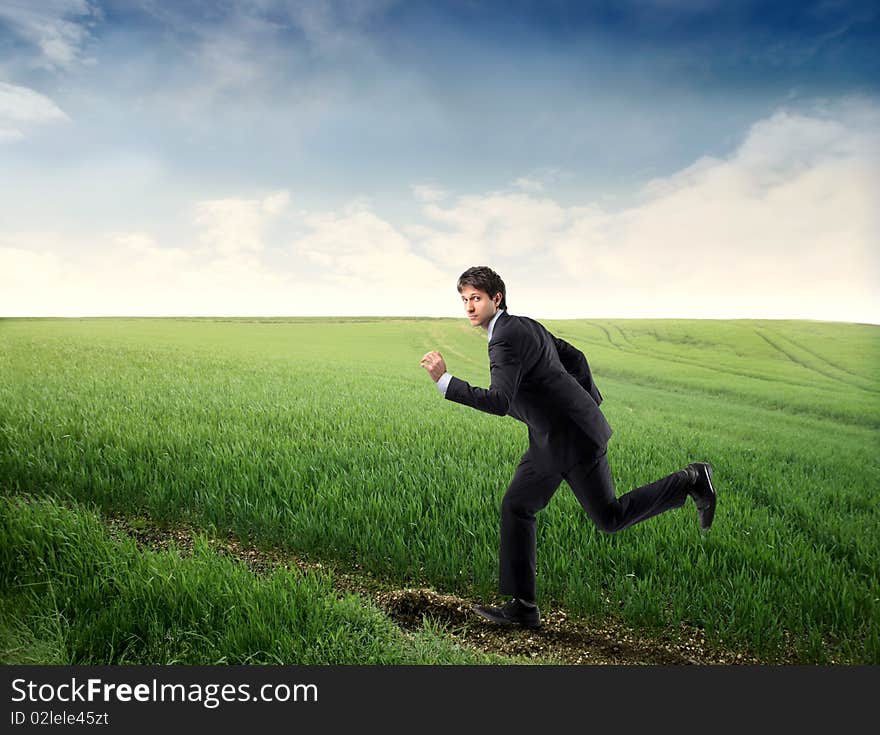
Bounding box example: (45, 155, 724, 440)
(420, 341, 524, 416)
(553, 335, 603, 406)
(443, 338, 523, 416)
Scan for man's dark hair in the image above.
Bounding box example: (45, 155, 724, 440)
(457, 266, 507, 310)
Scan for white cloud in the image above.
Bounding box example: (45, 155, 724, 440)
(126, 0, 395, 120)
(419, 192, 568, 261)
(0, 82, 68, 123)
(0, 127, 25, 142)
(0, 192, 450, 317)
(280, 0, 399, 57)
(0, 228, 296, 317)
(412, 183, 450, 203)
(0, 82, 69, 141)
(294, 208, 449, 304)
(0, 244, 63, 291)
(411, 99, 880, 322)
(1, 99, 877, 321)
(193, 191, 290, 256)
(0, 0, 97, 71)
(261, 190, 290, 215)
(510, 168, 568, 193)
(512, 177, 544, 192)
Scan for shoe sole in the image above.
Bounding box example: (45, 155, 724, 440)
(471, 605, 541, 629)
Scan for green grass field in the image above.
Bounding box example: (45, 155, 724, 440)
(1, 316, 878, 663)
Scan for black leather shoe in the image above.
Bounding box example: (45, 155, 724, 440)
(686, 462, 717, 531)
(472, 598, 541, 629)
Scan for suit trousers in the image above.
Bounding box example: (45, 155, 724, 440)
(498, 449, 691, 601)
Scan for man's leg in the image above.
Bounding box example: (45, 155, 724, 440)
(499, 451, 563, 601)
(562, 451, 691, 533)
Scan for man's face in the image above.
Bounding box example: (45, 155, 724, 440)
(459, 285, 500, 329)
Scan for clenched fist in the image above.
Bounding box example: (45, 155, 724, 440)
(420, 350, 447, 382)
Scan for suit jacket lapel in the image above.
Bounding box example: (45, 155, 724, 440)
(488, 310, 509, 345)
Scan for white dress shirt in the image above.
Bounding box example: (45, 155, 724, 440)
(436, 309, 505, 397)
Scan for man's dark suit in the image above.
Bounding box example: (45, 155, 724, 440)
(445, 310, 691, 601)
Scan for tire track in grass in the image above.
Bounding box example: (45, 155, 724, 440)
(103, 514, 764, 666)
(765, 330, 879, 393)
(423, 323, 480, 367)
(612, 323, 635, 347)
(545, 333, 877, 430)
(556, 330, 845, 395)
(754, 329, 878, 395)
(585, 322, 623, 350)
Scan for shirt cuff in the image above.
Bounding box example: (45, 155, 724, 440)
(436, 372, 452, 396)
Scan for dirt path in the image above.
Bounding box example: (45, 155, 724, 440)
(105, 514, 764, 665)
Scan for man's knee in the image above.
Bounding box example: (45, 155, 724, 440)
(501, 492, 545, 520)
(589, 507, 623, 534)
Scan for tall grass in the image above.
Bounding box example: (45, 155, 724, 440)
(0, 495, 500, 665)
(1, 316, 877, 662)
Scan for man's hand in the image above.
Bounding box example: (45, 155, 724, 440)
(420, 350, 447, 382)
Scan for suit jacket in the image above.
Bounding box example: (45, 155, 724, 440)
(445, 310, 612, 474)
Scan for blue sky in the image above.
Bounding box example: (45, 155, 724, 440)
(1, 0, 878, 320)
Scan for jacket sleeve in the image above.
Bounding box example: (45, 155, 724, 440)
(444, 338, 523, 416)
(553, 336, 603, 406)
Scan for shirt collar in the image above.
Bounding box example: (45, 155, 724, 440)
(487, 309, 505, 341)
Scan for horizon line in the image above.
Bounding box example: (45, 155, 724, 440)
(2, 315, 878, 327)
